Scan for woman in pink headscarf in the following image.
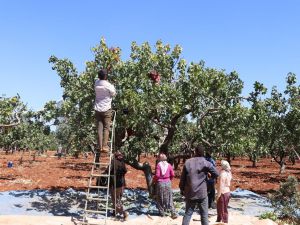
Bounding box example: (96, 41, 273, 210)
(155, 153, 178, 219)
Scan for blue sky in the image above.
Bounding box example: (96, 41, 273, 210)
(0, 0, 299, 110)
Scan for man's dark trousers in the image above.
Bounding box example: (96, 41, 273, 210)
(182, 196, 209, 225)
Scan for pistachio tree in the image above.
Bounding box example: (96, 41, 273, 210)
(244, 82, 269, 167)
(263, 73, 300, 173)
(0, 95, 24, 151)
(49, 38, 245, 190)
(0, 95, 56, 157)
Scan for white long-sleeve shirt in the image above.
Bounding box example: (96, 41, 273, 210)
(94, 79, 116, 112)
(217, 170, 232, 199)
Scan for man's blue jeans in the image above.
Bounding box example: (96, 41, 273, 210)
(182, 196, 209, 225)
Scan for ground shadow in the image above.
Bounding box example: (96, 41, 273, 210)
(0, 175, 16, 181)
(59, 162, 92, 172)
(8, 189, 85, 217)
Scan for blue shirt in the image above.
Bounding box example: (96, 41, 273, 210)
(206, 157, 216, 183)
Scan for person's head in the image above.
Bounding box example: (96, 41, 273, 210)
(114, 151, 124, 160)
(221, 160, 231, 171)
(158, 153, 167, 161)
(205, 151, 212, 158)
(98, 69, 108, 80)
(194, 144, 205, 157)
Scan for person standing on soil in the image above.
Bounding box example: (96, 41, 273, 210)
(155, 153, 178, 219)
(57, 145, 62, 159)
(110, 151, 128, 220)
(205, 151, 216, 209)
(179, 145, 219, 225)
(216, 160, 232, 224)
(94, 69, 116, 157)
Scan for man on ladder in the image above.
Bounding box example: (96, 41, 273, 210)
(82, 68, 118, 225)
(94, 69, 116, 159)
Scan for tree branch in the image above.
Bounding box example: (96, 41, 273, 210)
(151, 118, 170, 129)
(292, 147, 300, 160)
(125, 158, 153, 192)
(201, 138, 213, 147)
(198, 108, 219, 129)
(0, 114, 20, 128)
(159, 108, 191, 153)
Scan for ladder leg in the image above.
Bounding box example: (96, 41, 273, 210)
(82, 110, 117, 225)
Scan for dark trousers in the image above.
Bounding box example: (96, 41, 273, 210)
(217, 192, 231, 223)
(111, 186, 125, 215)
(207, 181, 215, 208)
(95, 109, 112, 150)
(182, 197, 209, 225)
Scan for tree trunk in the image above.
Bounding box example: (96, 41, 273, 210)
(169, 154, 189, 170)
(173, 157, 180, 170)
(74, 150, 80, 158)
(273, 155, 286, 174)
(279, 162, 286, 174)
(32, 151, 36, 162)
(226, 152, 231, 165)
(125, 158, 153, 192)
(250, 154, 257, 168)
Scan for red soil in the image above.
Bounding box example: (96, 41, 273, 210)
(0, 151, 299, 195)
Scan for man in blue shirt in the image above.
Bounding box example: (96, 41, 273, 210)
(205, 151, 216, 209)
(179, 145, 219, 225)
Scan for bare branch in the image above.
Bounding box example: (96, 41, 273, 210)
(0, 114, 20, 128)
(121, 130, 128, 142)
(198, 108, 219, 129)
(159, 108, 192, 152)
(201, 138, 213, 147)
(151, 118, 170, 129)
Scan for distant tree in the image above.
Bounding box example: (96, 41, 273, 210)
(0, 95, 56, 159)
(244, 82, 269, 167)
(262, 73, 300, 173)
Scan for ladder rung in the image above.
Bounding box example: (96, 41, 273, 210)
(92, 163, 110, 166)
(86, 197, 108, 201)
(85, 207, 114, 213)
(93, 162, 110, 165)
(81, 221, 106, 225)
(90, 174, 112, 177)
(84, 209, 107, 214)
(88, 185, 108, 189)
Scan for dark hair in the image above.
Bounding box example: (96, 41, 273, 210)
(205, 151, 212, 158)
(195, 144, 205, 157)
(98, 69, 108, 80)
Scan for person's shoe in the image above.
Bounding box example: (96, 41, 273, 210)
(101, 146, 110, 153)
(171, 213, 178, 219)
(123, 211, 128, 221)
(159, 211, 165, 217)
(210, 202, 216, 209)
